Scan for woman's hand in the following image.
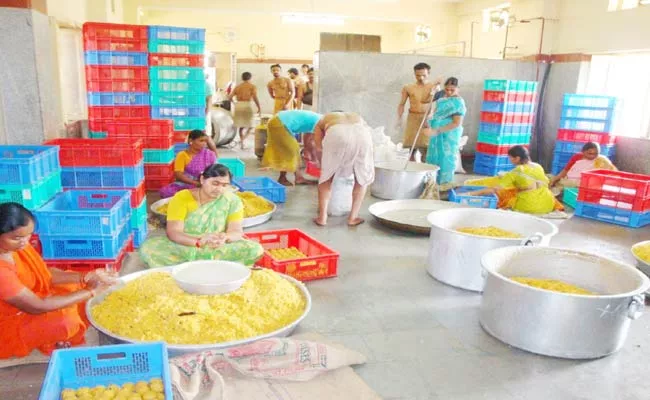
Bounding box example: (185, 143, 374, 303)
(84, 269, 118, 289)
(199, 233, 227, 248)
(423, 128, 437, 137)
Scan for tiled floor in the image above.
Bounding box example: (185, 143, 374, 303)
(2, 146, 650, 399)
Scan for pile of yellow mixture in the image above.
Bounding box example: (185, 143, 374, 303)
(510, 277, 595, 295)
(456, 226, 522, 238)
(91, 269, 306, 344)
(633, 242, 650, 263)
(155, 191, 273, 218)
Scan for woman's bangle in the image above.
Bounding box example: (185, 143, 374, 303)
(195, 237, 202, 248)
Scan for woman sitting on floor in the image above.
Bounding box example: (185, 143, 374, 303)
(0, 203, 116, 359)
(139, 164, 264, 268)
(466, 146, 562, 214)
(160, 129, 218, 199)
(549, 141, 617, 190)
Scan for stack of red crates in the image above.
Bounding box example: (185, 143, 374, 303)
(575, 169, 650, 228)
(105, 119, 176, 191)
(83, 23, 151, 137)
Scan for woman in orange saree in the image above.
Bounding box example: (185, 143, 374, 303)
(0, 203, 116, 358)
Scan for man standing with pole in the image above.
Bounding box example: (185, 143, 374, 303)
(397, 63, 442, 161)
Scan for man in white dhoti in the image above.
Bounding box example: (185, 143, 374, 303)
(312, 112, 375, 227)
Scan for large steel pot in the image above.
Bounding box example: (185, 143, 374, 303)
(371, 161, 439, 200)
(426, 208, 558, 291)
(87, 267, 311, 357)
(631, 240, 650, 277)
(211, 107, 237, 146)
(480, 246, 650, 359)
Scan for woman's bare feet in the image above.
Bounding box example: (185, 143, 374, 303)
(347, 218, 365, 227)
(278, 177, 294, 187)
(313, 217, 327, 226)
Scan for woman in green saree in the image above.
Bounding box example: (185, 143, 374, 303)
(139, 164, 264, 268)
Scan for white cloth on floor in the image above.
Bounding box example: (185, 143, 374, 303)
(320, 122, 375, 186)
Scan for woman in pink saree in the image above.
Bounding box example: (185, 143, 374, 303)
(160, 130, 218, 199)
(549, 141, 617, 192)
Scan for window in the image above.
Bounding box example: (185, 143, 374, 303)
(608, 0, 649, 11)
(482, 3, 511, 32)
(581, 54, 650, 138)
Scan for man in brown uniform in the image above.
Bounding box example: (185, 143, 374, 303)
(267, 64, 295, 114)
(398, 63, 442, 160)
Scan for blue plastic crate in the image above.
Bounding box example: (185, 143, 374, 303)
(173, 143, 189, 154)
(89, 131, 108, 139)
(35, 189, 131, 236)
(0, 145, 60, 185)
(219, 158, 245, 178)
(479, 122, 533, 135)
(84, 51, 148, 66)
(40, 219, 129, 259)
(481, 101, 535, 114)
(449, 186, 498, 208)
(170, 117, 206, 131)
(39, 342, 173, 400)
(563, 94, 618, 109)
(130, 198, 148, 230)
(477, 131, 532, 146)
(151, 105, 206, 119)
(61, 162, 145, 189)
(150, 79, 206, 94)
(574, 201, 650, 228)
(484, 79, 538, 93)
(473, 152, 512, 176)
(563, 187, 579, 209)
(551, 161, 564, 176)
(149, 25, 206, 41)
(233, 177, 286, 203)
(86, 92, 150, 106)
(0, 170, 62, 210)
(151, 93, 205, 106)
(561, 105, 616, 122)
(144, 147, 175, 164)
(559, 117, 614, 133)
(148, 39, 205, 55)
(133, 221, 148, 248)
(554, 141, 616, 157)
(149, 66, 205, 81)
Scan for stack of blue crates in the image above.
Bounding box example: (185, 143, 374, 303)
(474, 79, 538, 176)
(551, 94, 619, 175)
(0, 145, 62, 210)
(148, 25, 207, 132)
(34, 190, 132, 260)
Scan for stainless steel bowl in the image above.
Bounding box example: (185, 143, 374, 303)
(480, 246, 650, 359)
(371, 161, 439, 200)
(631, 240, 650, 276)
(86, 267, 312, 357)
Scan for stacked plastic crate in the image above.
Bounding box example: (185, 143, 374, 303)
(83, 23, 151, 138)
(551, 94, 618, 175)
(0, 145, 61, 211)
(474, 79, 538, 176)
(574, 170, 650, 228)
(147, 26, 207, 191)
(45, 138, 145, 252)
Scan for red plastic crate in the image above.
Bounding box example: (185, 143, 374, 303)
(83, 23, 148, 40)
(145, 162, 175, 179)
(580, 169, 650, 199)
(68, 181, 146, 208)
(86, 79, 149, 92)
(44, 235, 133, 273)
(84, 37, 147, 52)
(106, 119, 174, 149)
(480, 111, 534, 125)
(244, 229, 339, 282)
(148, 53, 204, 67)
(475, 142, 528, 156)
(88, 106, 150, 120)
(578, 188, 650, 213)
(145, 178, 174, 191)
(483, 91, 536, 103)
(305, 161, 321, 177)
(556, 129, 617, 145)
(44, 138, 143, 167)
(173, 131, 190, 143)
(85, 66, 148, 81)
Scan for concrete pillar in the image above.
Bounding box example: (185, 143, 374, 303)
(0, 1, 63, 145)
